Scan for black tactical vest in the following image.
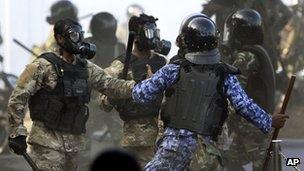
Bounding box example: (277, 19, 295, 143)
(29, 53, 91, 135)
(112, 53, 166, 121)
(162, 59, 239, 140)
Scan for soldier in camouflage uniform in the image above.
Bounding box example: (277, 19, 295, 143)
(221, 9, 276, 171)
(99, 14, 168, 168)
(7, 19, 135, 171)
(32, 0, 78, 58)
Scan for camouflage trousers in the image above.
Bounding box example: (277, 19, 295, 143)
(224, 114, 270, 171)
(30, 143, 79, 171)
(144, 134, 198, 171)
(223, 134, 268, 171)
(189, 137, 223, 171)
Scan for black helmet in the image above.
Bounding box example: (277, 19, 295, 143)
(176, 13, 220, 53)
(46, 0, 78, 25)
(223, 9, 263, 46)
(90, 12, 117, 40)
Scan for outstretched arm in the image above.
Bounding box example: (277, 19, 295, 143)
(88, 61, 135, 99)
(224, 74, 272, 134)
(132, 64, 180, 103)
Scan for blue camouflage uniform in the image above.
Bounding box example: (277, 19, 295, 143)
(132, 63, 272, 171)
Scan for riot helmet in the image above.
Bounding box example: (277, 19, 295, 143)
(176, 13, 220, 53)
(54, 19, 96, 59)
(47, 0, 78, 25)
(90, 12, 117, 41)
(129, 14, 171, 55)
(223, 9, 263, 46)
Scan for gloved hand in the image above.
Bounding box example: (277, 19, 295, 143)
(8, 135, 27, 155)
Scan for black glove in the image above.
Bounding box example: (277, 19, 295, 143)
(8, 135, 27, 155)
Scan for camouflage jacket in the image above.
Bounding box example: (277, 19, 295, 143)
(8, 52, 135, 152)
(228, 50, 262, 135)
(232, 50, 260, 87)
(99, 57, 161, 147)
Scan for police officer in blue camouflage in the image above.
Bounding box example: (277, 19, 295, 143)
(131, 13, 289, 171)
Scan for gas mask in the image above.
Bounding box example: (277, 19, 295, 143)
(60, 25, 96, 59)
(138, 23, 171, 55)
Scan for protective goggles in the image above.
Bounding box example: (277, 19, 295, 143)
(64, 25, 84, 43)
(143, 23, 160, 39)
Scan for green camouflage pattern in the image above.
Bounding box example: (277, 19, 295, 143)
(189, 136, 223, 171)
(99, 59, 159, 167)
(30, 143, 79, 171)
(7, 52, 135, 155)
(225, 50, 270, 170)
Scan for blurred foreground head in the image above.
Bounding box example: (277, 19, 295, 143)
(47, 0, 78, 25)
(91, 149, 141, 171)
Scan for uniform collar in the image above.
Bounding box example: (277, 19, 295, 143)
(185, 49, 221, 65)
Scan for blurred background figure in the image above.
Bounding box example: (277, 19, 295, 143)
(0, 26, 2, 45)
(91, 149, 141, 171)
(279, 1, 304, 106)
(0, 26, 17, 155)
(31, 0, 78, 59)
(85, 12, 125, 156)
(116, 3, 144, 45)
(202, 0, 292, 81)
(202, 0, 246, 40)
(86, 12, 125, 68)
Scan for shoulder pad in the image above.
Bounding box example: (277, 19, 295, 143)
(39, 52, 61, 66)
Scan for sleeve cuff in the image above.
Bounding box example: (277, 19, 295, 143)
(9, 124, 28, 138)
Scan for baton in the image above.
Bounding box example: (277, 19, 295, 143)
(13, 38, 39, 57)
(262, 75, 296, 171)
(22, 152, 40, 171)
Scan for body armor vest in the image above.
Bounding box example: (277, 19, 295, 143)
(162, 59, 239, 140)
(29, 53, 91, 134)
(113, 53, 166, 121)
